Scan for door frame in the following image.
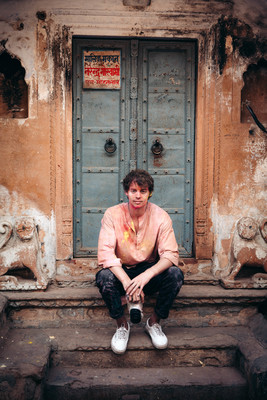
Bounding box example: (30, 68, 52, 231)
(55, 33, 216, 265)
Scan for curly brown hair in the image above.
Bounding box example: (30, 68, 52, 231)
(123, 169, 154, 193)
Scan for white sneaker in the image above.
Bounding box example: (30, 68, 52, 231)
(127, 296, 143, 324)
(145, 318, 168, 349)
(111, 323, 130, 354)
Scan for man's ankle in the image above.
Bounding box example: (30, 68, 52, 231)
(148, 314, 160, 326)
(116, 316, 128, 329)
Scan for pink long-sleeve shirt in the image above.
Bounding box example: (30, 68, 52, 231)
(97, 202, 179, 269)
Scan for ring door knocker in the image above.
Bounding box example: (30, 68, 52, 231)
(104, 138, 117, 154)
(151, 139, 164, 156)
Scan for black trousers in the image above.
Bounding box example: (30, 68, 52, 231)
(96, 262, 184, 320)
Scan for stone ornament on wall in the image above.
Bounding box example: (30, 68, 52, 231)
(0, 218, 48, 290)
(221, 217, 267, 289)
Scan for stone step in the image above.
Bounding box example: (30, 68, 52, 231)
(0, 328, 51, 400)
(48, 325, 242, 369)
(4, 285, 267, 329)
(38, 323, 267, 400)
(0, 326, 243, 368)
(44, 365, 248, 400)
(0, 323, 266, 400)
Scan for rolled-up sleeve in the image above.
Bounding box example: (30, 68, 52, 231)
(97, 210, 122, 269)
(157, 215, 179, 266)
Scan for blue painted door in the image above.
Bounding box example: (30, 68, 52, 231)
(73, 39, 195, 257)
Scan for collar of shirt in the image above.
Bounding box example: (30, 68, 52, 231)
(124, 202, 151, 234)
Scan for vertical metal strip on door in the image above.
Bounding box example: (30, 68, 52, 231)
(73, 39, 130, 257)
(138, 41, 196, 257)
(129, 40, 138, 171)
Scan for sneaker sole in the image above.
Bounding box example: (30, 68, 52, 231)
(130, 309, 142, 324)
(111, 344, 127, 355)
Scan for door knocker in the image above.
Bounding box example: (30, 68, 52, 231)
(104, 138, 117, 154)
(151, 139, 164, 155)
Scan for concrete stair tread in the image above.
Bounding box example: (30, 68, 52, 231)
(0, 325, 248, 352)
(46, 365, 247, 387)
(44, 365, 249, 400)
(47, 325, 245, 351)
(0, 326, 247, 383)
(1, 325, 250, 373)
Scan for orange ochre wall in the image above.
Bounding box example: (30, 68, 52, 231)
(0, 0, 266, 280)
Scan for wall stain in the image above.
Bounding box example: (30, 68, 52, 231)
(212, 16, 266, 74)
(51, 25, 72, 93)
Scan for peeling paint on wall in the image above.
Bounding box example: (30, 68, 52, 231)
(210, 197, 236, 275)
(253, 157, 267, 187)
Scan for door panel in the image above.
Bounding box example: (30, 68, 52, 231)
(73, 38, 195, 257)
(152, 175, 185, 209)
(82, 91, 121, 129)
(138, 42, 195, 255)
(148, 93, 185, 132)
(81, 214, 103, 249)
(147, 134, 185, 171)
(82, 132, 119, 170)
(73, 39, 130, 256)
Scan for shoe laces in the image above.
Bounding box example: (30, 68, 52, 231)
(151, 323, 165, 336)
(116, 324, 128, 340)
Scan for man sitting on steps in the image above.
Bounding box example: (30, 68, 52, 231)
(96, 169, 184, 354)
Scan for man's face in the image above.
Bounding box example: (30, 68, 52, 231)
(126, 181, 150, 211)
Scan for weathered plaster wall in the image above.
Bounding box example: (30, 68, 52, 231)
(0, 0, 266, 282)
(205, 16, 267, 276)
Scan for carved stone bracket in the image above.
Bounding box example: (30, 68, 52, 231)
(221, 217, 267, 289)
(0, 218, 48, 290)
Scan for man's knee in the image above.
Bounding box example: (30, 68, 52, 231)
(166, 266, 184, 287)
(95, 268, 115, 288)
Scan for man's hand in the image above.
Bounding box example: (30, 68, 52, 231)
(130, 289, 145, 303)
(126, 258, 173, 301)
(125, 269, 154, 302)
(110, 258, 174, 303)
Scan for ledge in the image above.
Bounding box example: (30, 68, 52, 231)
(3, 285, 267, 305)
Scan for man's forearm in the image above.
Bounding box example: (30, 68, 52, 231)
(109, 265, 131, 290)
(147, 258, 173, 279)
